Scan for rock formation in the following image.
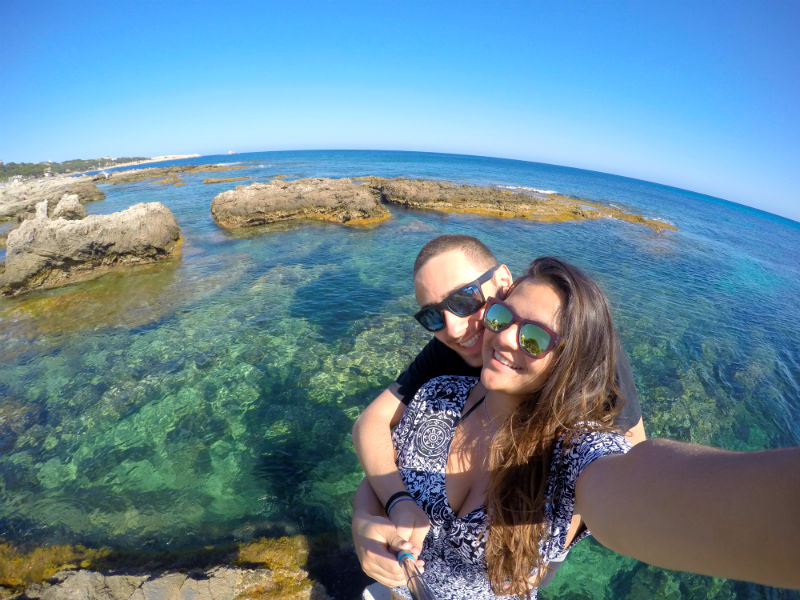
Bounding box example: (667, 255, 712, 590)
(52, 193, 87, 220)
(0, 202, 181, 297)
(98, 164, 250, 186)
(366, 177, 678, 231)
(210, 177, 390, 229)
(0, 535, 332, 600)
(18, 566, 331, 600)
(209, 176, 677, 233)
(0, 176, 105, 223)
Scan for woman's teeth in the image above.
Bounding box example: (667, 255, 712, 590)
(493, 351, 519, 370)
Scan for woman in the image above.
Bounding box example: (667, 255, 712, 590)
(385, 256, 629, 599)
(355, 257, 799, 599)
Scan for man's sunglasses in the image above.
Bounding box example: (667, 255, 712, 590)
(414, 265, 500, 332)
(482, 297, 563, 359)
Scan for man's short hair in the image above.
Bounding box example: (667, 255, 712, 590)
(413, 234, 499, 276)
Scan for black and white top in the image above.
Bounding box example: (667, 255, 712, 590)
(390, 375, 631, 600)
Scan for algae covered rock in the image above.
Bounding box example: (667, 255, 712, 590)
(210, 177, 390, 229)
(0, 536, 331, 600)
(0, 202, 182, 297)
(366, 176, 678, 231)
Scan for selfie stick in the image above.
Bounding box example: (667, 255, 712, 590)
(397, 551, 435, 600)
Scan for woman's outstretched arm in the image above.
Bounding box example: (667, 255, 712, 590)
(575, 438, 800, 589)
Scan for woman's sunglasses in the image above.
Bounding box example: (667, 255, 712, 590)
(414, 266, 499, 332)
(482, 297, 563, 359)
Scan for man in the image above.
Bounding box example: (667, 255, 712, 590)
(352, 234, 645, 586)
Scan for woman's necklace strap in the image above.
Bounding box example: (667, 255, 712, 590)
(455, 394, 486, 426)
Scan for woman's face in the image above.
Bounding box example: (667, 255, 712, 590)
(480, 278, 563, 399)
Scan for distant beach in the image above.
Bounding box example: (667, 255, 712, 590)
(88, 154, 201, 171)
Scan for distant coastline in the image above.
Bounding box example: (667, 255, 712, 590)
(0, 155, 202, 183)
(93, 154, 201, 171)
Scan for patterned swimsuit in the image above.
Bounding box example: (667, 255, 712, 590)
(390, 375, 631, 600)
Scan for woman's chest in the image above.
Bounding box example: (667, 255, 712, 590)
(397, 408, 492, 520)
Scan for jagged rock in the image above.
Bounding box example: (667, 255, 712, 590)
(52, 194, 87, 220)
(25, 570, 147, 600)
(0, 202, 181, 297)
(35, 200, 49, 219)
(0, 175, 105, 223)
(21, 566, 331, 600)
(210, 177, 390, 229)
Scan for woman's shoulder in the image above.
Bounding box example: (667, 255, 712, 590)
(417, 374, 480, 400)
(554, 426, 631, 472)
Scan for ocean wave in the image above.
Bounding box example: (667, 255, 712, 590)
(498, 184, 558, 195)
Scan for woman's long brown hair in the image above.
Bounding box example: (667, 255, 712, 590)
(484, 257, 621, 597)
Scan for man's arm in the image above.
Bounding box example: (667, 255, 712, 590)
(625, 417, 646, 446)
(352, 387, 408, 505)
(351, 478, 421, 587)
(576, 439, 800, 589)
(352, 387, 431, 547)
(614, 341, 646, 445)
(352, 338, 467, 544)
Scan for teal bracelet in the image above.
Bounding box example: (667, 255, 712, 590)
(397, 551, 415, 564)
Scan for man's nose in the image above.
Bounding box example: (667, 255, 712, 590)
(442, 310, 469, 338)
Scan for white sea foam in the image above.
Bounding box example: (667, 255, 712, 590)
(499, 185, 558, 195)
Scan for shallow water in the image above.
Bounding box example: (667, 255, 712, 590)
(2, 151, 799, 598)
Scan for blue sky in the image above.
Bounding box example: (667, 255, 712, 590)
(1, 1, 798, 221)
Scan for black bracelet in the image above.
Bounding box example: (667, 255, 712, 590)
(384, 491, 413, 515)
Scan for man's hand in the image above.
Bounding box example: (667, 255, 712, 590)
(352, 508, 424, 587)
(388, 498, 431, 552)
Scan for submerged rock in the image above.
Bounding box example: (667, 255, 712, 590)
(210, 177, 391, 229)
(0, 202, 181, 297)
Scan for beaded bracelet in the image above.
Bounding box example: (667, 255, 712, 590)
(384, 491, 413, 515)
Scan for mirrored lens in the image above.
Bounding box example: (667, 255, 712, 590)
(447, 285, 484, 316)
(519, 323, 552, 357)
(484, 302, 513, 332)
(416, 308, 444, 331)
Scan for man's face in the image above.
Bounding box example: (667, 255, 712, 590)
(413, 249, 510, 367)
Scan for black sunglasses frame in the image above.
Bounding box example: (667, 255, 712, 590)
(414, 265, 500, 332)
(482, 297, 563, 359)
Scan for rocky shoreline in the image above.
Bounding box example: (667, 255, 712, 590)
(0, 536, 346, 600)
(1, 169, 677, 297)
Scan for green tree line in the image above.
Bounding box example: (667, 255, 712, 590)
(0, 157, 148, 182)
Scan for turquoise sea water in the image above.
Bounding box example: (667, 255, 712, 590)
(1, 150, 799, 598)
